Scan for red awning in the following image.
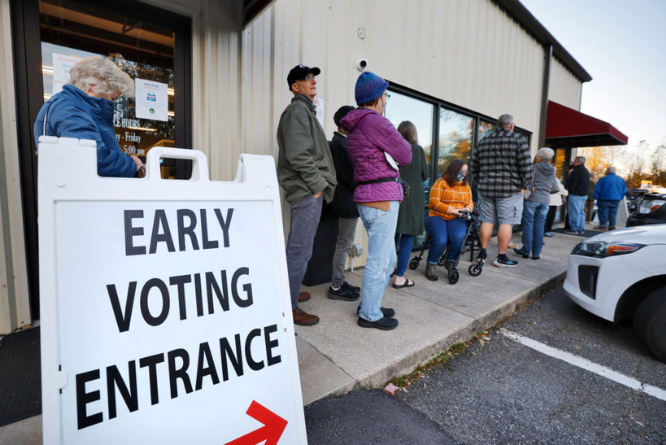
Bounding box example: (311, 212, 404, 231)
(545, 100, 628, 148)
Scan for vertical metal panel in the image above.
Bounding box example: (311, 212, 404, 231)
(549, 58, 583, 110)
(0, 0, 32, 333)
(188, 0, 243, 182)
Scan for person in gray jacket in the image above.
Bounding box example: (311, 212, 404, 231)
(277, 64, 337, 326)
(514, 148, 559, 259)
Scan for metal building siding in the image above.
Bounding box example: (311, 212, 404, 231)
(247, 0, 546, 138)
(549, 57, 583, 110)
(189, 0, 244, 182)
(240, 0, 556, 262)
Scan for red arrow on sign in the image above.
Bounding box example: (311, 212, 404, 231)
(225, 401, 288, 445)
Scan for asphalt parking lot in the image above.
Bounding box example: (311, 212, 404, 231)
(305, 285, 666, 444)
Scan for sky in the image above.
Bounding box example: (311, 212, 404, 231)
(519, 0, 666, 154)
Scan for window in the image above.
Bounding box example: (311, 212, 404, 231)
(553, 148, 567, 181)
(478, 120, 496, 143)
(385, 90, 435, 185)
(438, 108, 474, 176)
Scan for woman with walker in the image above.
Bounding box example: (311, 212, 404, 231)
(424, 159, 473, 281)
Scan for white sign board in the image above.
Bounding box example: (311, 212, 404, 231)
(313, 96, 325, 129)
(135, 78, 169, 121)
(38, 138, 307, 444)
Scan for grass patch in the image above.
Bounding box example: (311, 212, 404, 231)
(389, 332, 489, 390)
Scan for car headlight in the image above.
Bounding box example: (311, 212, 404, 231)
(638, 198, 665, 214)
(572, 241, 645, 258)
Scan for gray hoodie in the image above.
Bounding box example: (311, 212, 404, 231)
(527, 162, 559, 204)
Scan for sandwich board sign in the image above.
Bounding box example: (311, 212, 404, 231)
(38, 137, 307, 444)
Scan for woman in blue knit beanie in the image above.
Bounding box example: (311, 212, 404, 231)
(354, 71, 389, 106)
(338, 72, 413, 331)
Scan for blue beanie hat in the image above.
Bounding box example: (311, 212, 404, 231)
(354, 72, 389, 106)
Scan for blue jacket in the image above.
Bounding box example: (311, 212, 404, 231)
(594, 172, 627, 200)
(34, 84, 136, 177)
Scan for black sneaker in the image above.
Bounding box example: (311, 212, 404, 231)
(493, 256, 519, 268)
(328, 285, 360, 301)
(341, 281, 361, 293)
(357, 306, 395, 318)
(358, 316, 398, 330)
(513, 247, 529, 259)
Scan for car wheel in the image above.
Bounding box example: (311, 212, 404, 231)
(633, 287, 666, 363)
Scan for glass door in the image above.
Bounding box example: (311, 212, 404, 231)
(38, 0, 179, 176)
(11, 0, 192, 320)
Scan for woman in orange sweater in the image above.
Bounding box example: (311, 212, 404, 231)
(423, 159, 474, 280)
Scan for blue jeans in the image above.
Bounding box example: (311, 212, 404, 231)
(358, 202, 399, 322)
(394, 233, 415, 277)
(519, 200, 549, 258)
(286, 194, 323, 310)
(597, 200, 620, 228)
(424, 213, 467, 264)
(567, 195, 587, 232)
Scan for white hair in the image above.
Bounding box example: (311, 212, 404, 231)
(575, 156, 586, 164)
(606, 166, 616, 174)
(69, 56, 134, 98)
(536, 147, 554, 161)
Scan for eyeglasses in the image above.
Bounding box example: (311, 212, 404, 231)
(303, 74, 317, 82)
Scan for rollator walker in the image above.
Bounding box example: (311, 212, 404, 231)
(409, 209, 484, 284)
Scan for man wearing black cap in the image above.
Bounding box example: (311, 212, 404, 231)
(277, 64, 337, 326)
(326, 105, 361, 301)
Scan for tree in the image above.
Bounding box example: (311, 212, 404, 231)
(577, 146, 613, 179)
(649, 144, 666, 186)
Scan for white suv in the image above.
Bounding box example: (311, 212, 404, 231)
(564, 224, 666, 362)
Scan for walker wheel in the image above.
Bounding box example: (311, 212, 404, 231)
(468, 264, 482, 276)
(449, 270, 459, 284)
(409, 257, 420, 270)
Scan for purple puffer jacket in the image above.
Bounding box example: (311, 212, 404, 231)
(340, 108, 412, 203)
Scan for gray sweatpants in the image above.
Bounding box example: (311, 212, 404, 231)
(331, 217, 358, 288)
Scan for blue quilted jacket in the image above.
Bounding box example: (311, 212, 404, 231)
(34, 84, 137, 178)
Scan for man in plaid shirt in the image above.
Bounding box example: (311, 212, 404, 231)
(471, 113, 531, 267)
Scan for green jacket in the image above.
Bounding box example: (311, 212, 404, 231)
(396, 143, 429, 235)
(277, 95, 337, 206)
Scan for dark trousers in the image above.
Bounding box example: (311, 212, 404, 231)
(585, 199, 595, 223)
(544, 205, 558, 233)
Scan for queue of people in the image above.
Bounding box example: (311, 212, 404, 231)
(35, 56, 623, 333)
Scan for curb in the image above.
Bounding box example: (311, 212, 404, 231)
(306, 271, 567, 404)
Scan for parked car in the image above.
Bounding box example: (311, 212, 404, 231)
(626, 192, 666, 227)
(626, 188, 649, 213)
(564, 225, 666, 362)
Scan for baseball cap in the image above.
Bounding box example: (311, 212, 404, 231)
(287, 64, 321, 90)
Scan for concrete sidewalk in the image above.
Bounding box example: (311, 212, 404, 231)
(296, 229, 585, 405)
(0, 228, 592, 444)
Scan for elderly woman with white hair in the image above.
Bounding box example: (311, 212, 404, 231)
(34, 55, 145, 178)
(513, 147, 560, 260)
